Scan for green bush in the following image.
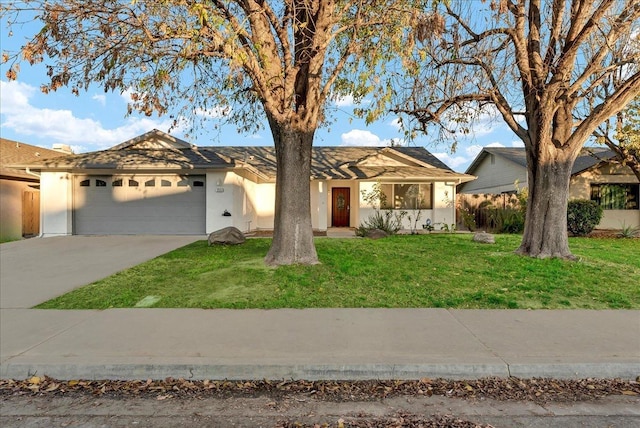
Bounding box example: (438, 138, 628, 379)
(567, 199, 603, 236)
(356, 209, 406, 236)
(488, 207, 525, 234)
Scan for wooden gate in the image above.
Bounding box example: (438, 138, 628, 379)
(22, 190, 40, 237)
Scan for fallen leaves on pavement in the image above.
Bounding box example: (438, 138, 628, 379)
(1, 377, 638, 403)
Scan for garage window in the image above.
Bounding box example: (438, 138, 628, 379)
(96, 179, 107, 187)
(129, 180, 139, 187)
(161, 180, 171, 187)
(112, 179, 123, 187)
(193, 180, 204, 187)
(145, 179, 155, 187)
(80, 179, 90, 187)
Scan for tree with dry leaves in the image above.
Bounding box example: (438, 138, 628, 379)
(396, 0, 640, 259)
(2, 0, 426, 265)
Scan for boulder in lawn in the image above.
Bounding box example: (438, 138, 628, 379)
(208, 227, 246, 246)
(472, 231, 495, 244)
(366, 229, 388, 240)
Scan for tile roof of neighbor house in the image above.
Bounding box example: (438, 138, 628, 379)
(19, 141, 473, 182)
(465, 146, 617, 176)
(0, 138, 68, 181)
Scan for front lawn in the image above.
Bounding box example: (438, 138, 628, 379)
(36, 234, 640, 310)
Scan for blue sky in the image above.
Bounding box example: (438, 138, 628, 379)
(0, 17, 523, 173)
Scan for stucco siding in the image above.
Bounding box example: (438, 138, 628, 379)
(254, 183, 276, 230)
(206, 172, 235, 233)
(40, 172, 73, 236)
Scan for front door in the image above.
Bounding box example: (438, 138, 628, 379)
(331, 187, 350, 227)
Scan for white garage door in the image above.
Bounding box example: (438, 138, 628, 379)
(73, 175, 206, 235)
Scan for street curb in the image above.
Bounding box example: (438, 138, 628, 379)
(2, 362, 638, 381)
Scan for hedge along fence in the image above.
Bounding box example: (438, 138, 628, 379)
(456, 193, 522, 232)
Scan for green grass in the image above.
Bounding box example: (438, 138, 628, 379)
(36, 234, 640, 310)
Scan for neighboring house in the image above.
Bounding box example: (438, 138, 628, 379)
(460, 147, 640, 229)
(14, 129, 474, 236)
(0, 138, 71, 241)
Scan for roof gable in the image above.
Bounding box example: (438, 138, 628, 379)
(109, 129, 193, 151)
(465, 146, 617, 176)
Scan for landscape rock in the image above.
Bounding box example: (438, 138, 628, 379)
(472, 232, 495, 244)
(366, 229, 388, 240)
(208, 227, 246, 246)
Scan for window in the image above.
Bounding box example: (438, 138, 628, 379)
(145, 179, 155, 187)
(591, 183, 639, 210)
(380, 183, 433, 209)
(161, 179, 171, 187)
(129, 180, 139, 187)
(96, 179, 107, 187)
(112, 179, 123, 187)
(79, 179, 90, 187)
(193, 180, 204, 187)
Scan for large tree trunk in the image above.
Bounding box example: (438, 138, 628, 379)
(264, 119, 319, 266)
(516, 143, 579, 259)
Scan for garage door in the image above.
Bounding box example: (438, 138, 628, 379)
(73, 175, 206, 235)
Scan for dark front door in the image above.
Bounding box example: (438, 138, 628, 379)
(331, 187, 350, 227)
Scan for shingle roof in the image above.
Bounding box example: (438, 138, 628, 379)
(12, 135, 474, 183)
(0, 138, 67, 180)
(466, 146, 617, 176)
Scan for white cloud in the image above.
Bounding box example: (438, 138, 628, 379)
(334, 94, 355, 107)
(433, 152, 469, 170)
(0, 80, 177, 151)
(388, 118, 402, 131)
(92, 93, 106, 106)
(340, 129, 402, 147)
(486, 142, 505, 147)
(465, 144, 483, 157)
(511, 140, 524, 147)
(341, 129, 385, 146)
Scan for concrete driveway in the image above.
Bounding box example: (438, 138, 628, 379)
(0, 235, 201, 309)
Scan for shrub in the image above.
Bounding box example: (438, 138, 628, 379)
(487, 206, 525, 234)
(356, 209, 406, 236)
(567, 199, 603, 236)
(618, 223, 640, 238)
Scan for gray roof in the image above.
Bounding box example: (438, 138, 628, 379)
(0, 138, 67, 181)
(465, 146, 617, 176)
(20, 143, 474, 182)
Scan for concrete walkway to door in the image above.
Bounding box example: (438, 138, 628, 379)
(0, 235, 201, 309)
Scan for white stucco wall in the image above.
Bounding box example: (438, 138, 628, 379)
(40, 172, 73, 236)
(206, 172, 236, 233)
(311, 180, 328, 230)
(255, 182, 276, 229)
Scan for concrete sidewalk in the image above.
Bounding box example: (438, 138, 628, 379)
(1, 236, 639, 381)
